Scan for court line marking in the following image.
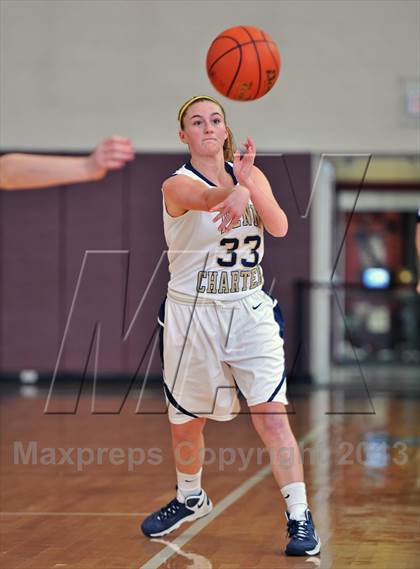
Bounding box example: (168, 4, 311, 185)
(139, 420, 329, 569)
(0, 512, 148, 517)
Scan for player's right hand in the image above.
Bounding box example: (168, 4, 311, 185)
(416, 278, 420, 294)
(90, 136, 134, 171)
(210, 184, 250, 233)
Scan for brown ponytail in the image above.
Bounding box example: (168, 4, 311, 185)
(223, 125, 236, 162)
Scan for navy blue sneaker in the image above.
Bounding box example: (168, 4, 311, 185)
(141, 490, 212, 538)
(285, 509, 321, 556)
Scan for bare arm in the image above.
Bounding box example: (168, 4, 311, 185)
(233, 137, 288, 238)
(0, 136, 134, 190)
(242, 166, 288, 238)
(163, 174, 250, 231)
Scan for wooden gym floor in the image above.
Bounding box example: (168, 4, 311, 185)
(0, 383, 419, 568)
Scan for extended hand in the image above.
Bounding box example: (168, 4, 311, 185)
(90, 136, 134, 172)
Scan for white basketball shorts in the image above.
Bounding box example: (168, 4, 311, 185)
(158, 288, 288, 424)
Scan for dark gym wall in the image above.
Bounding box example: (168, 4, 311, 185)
(0, 153, 311, 379)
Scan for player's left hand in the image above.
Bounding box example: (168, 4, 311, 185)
(233, 136, 256, 185)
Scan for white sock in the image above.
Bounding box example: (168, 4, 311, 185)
(176, 468, 202, 502)
(281, 482, 308, 521)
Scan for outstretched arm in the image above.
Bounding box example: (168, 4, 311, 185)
(163, 175, 250, 233)
(0, 136, 134, 190)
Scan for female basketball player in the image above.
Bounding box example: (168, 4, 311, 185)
(141, 95, 320, 557)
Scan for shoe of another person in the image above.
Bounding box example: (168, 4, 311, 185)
(141, 490, 212, 538)
(285, 509, 321, 556)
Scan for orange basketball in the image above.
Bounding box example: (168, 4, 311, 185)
(206, 25, 281, 101)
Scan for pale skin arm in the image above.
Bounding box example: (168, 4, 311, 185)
(214, 137, 288, 238)
(163, 175, 250, 233)
(238, 165, 288, 238)
(0, 136, 134, 190)
(416, 222, 420, 294)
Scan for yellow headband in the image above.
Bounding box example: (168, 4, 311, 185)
(178, 95, 225, 125)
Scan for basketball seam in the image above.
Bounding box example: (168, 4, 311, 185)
(226, 42, 243, 98)
(261, 30, 280, 75)
(240, 26, 262, 100)
(207, 35, 241, 79)
(207, 38, 278, 74)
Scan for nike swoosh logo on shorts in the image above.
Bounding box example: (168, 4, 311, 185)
(252, 303, 262, 310)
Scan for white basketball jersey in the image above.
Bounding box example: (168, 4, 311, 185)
(162, 161, 265, 300)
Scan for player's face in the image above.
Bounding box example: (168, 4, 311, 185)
(180, 101, 228, 156)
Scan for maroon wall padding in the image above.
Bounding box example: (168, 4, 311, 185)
(1, 187, 61, 371)
(0, 153, 311, 379)
(259, 154, 312, 374)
